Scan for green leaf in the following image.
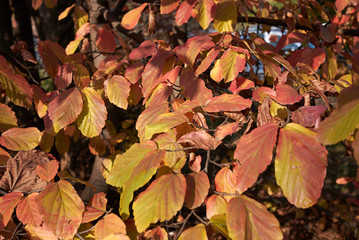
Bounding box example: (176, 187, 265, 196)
(226, 196, 283, 240)
(77, 87, 107, 138)
(317, 86, 359, 145)
(133, 173, 186, 232)
(275, 123, 327, 208)
(36, 180, 85, 239)
(0, 127, 41, 151)
(213, 0, 237, 32)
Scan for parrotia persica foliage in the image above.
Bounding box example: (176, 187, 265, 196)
(0, 0, 358, 239)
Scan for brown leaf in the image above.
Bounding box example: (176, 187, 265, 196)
(177, 130, 221, 150)
(0, 150, 49, 193)
(257, 97, 273, 126)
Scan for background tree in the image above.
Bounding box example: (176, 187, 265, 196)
(0, 0, 358, 239)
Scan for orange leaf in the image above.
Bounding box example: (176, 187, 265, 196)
(144, 226, 168, 239)
(16, 193, 42, 227)
(0, 192, 23, 230)
(0, 127, 41, 151)
(228, 77, 255, 94)
(214, 168, 236, 201)
(104, 75, 131, 110)
(36, 180, 85, 239)
(38, 40, 66, 78)
(96, 26, 117, 53)
(206, 194, 227, 219)
(233, 123, 279, 193)
(36, 159, 59, 182)
(54, 63, 73, 89)
(185, 172, 210, 209)
(178, 130, 221, 150)
(180, 68, 212, 104)
(95, 213, 129, 240)
(214, 122, 239, 141)
(125, 62, 144, 84)
(275, 123, 327, 208)
(121, 3, 148, 30)
(48, 87, 83, 133)
(58, 3, 75, 20)
(203, 94, 252, 112)
(252, 87, 276, 103)
(178, 223, 208, 240)
(0, 146, 10, 165)
(195, 46, 221, 76)
(32, 0, 43, 10)
(82, 192, 108, 223)
(161, 0, 179, 14)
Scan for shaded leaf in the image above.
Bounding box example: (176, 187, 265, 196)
(38, 40, 66, 78)
(180, 68, 212, 104)
(77, 87, 107, 138)
(233, 123, 279, 193)
(0, 127, 41, 151)
(16, 192, 42, 227)
(96, 26, 117, 53)
(0, 103, 17, 132)
(25, 224, 57, 240)
(276, 32, 308, 51)
(54, 63, 73, 89)
(203, 94, 252, 112)
(89, 136, 106, 156)
(213, 0, 237, 32)
(0, 192, 23, 230)
(48, 87, 83, 133)
(292, 106, 327, 128)
(125, 62, 144, 84)
(36, 160, 59, 182)
(104, 75, 131, 110)
(94, 213, 129, 240)
(178, 224, 208, 240)
(195, 47, 221, 76)
(144, 226, 168, 240)
(178, 130, 221, 150)
(276, 123, 327, 208)
(185, 172, 210, 209)
(121, 3, 148, 30)
(226, 196, 283, 240)
(161, 0, 179, 14)
(72, 63, 90, 88)
(82, 192, 108, 223)
(317, 86, 359, 145)
(133, 173, 186, 232)
(32, 0, 42, 10)
(0, 146, 10, 165)
(252, 87, 276, 103)
(288, 47, 325, 71)
(36, 180, 85, 239)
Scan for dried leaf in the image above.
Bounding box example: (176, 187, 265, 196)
(36, 160, 59, 182)
(178, 130, 221, 150)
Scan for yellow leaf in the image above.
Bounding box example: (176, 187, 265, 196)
(213, 0, 237, 32)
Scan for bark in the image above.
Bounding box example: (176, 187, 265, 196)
(0, 0, 13, 53)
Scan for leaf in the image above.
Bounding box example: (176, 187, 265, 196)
(275, 123, 327, 208)
(326, 47, 337, 81)
(145, 112, 188, 140)
(178, 224, 208, 240)
(38, 40, 66, 78)
(214, 168, 237, 201)
(288, 47, 325, 71)
(292, 106, 327, 128)
(0, 147, 10, 165)
(252, 87, 276, 103)
(77, 87, 107, 138)
(276, 32, 309, 51)
(178, 130, 221, 150)
(82, 192, 108, 223)
(89, 136, 106, 156)
(72, 63, 90, 88)
(226, 196, 283, 240)
(233, 123, 279, 193)
(129, 40, 156, 60)
(94, 213, 129, 240)
(175, 0, 198, 25)
(195, 47, 221, 76)
(96, 26, 117, 53)
(220, 49, 246, 83)
(119, 149, 165, 218)
(144, 226, 168, 240)
(228, 77, 255, 94)
(0, 150, 49, 193)
(121, 3, 148, 30)
(0, 127, 41, 151)
(146, 82, 173, 108)
(54, 63, 73, 89)
(104, 75, 131, 110)
(16, 192, 42, 227)
(36, 160, 59, 182)
(210, 59, 223, 82)
(44, 0, 57, 8)
(215, 122, 239, 140)
(206, 194, 227, 219)
(196, 0, 216, 30)
(335, 0, 348, 11)
(185, 172, 210, 209)
(0, 103, 17, 132)
(48, 87, 83, 133)
(58, 3, 75, 20)
(275, 84, 303, 105)
(124, 62, 144, 84)
(180, 68, 212, 104)
(136, 102, 169, 142)
(161, 0, 179, 14)
(36, 180, 85, 239)
(203, 94, 252, 112)
(133, 173, 186, 232)
(213, 0, 237, 32)
(317, 86, 359, 145)
(32, 0, 43, 10)
(106, 141, 157, 187)
(25, 224, 57, 240)
(0, 192, 23, 230)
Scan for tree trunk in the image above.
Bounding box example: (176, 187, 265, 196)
(0, 0, 13, 53)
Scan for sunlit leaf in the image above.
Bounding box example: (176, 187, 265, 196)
(36, 160, 59, 182)
(178, 130, 221, 150)
(178, 224, 208, 240)
(0, 127, 41, 151)
(196, 0, 216, 30)
(275, 123, 327, 208)
(25, 224, 57, 240)
(104, 75, 131, 110)
(82, 192, 108, 223)
(54, 63, 73, 89)
(77, 87, 107, 138)
(206, 194, 227, 219)
(288, 47, 325, 71)
(16, 192, 42, 227)
(58, 3, 75, 20)
(228, 77, 255, 94)
(0, 103, 17, 132)
(121, 3, 148, 30)
(213, 0, 236, 32)
(161, 0, 179, 14)
(94, 213, 129, 240)
(36, 180, 85, 239)
(220, 49, 246, 83)
(0, 192, 23, 230)
(48, 87, 83, 133)
(226, 196, 283, 240)
(276, 32, 308, 51)
(175, 0, 198, 25)
(133, 173, 186, 232)
(32, 0, 43, 10)
(215, 122, 239, 140)
(275, 84, 303, 105)
(144, 226, 168, 240)
(96, 26, 117, 53)
(125, 62, 144, 84)
(214, 168, 236, 201)
(195, 47, 221, 76)
(252, 87, 276, 103)
(185, 172, 210, 209)
(317, 86, 359, 145)
(129, 40, 156, 60)
(203, 94, 252, 112)
(180, 68, 212, 104)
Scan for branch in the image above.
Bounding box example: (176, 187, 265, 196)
(237, 16, 359, 37)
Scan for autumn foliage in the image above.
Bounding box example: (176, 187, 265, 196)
(0, 0, 359, 239)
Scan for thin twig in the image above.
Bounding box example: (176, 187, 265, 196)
(192, 211, 209, 226)
(175, 210, 194, 240)
(209, 159, 231, 168)
(203, 150, 210, 173)
(75, 232, 86, 240)
(190, 122, 216, 132)
(163, 146, 198, 152)
(214, 190, 240, 197)
(10, 222, 22, 240)
(77, 225, 96, 235)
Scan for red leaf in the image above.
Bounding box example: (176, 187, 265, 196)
(178, 130, 221, 150)
(215, 122, 239, 141)
(96, 26, 117, 53)
(175, 0, 198, 25)
(54, 63, 73, 89)
(195, 47, 221, 76)
(36, 160, 59, 182)
(129, 40, 156, 60)
(288, 47, 325, 71)
(180, 68, 212, 104)
(228, 77, 255, 94)
(146, 82, 173, 108)
(82, 192, 108, 223)
(161, 0, 179, 14)
(38, 40, 66, 78)
(292, 106, 327, 128)
(32, 0, 43, 10)
(275, 84, 303, 105)
(335, 0, 348, 11)
(0, 192, 23, 230)
(252, 87, 276, 103)
(233, 123, 279, 193)
(121, 3, 148, 30)
(185, 172, 210, 209)
(16, 193, 42, 227)
(203, 94, 252, 112)
(48, 87, 83, 133)
(125, 62, 144, 84)
(276, 32, 308, 51)
(214, 167, 237, 201)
